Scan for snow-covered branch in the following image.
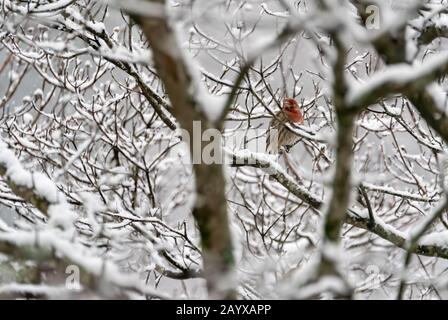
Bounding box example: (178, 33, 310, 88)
(227, 148, 448, 260)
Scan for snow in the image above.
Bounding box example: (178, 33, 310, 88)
(295, 276, 348, 299)
(5, 0, 448, 300)
(358, 118, 385, 131)
(37, 41, 66, 51)
(78, 192, 104, 234)
(55, 136, 95, 178)
(8, 70, 18, 82)
(260, 3, 290, 18)
(22, 113, 33, 125)
(434, 14, 448, 31)
(0, 140, 76, 229)
(98, 45, 152, 65)
(224, 147, 322, 204)
(362, 182, 437, 203)
(419, 231, 448, 249)
(170, 21, 227, 122)
(99, 172, 126, 186)
(196, 89, 226, 123)
(0, 230, 170, 299)
(30, 0, 74, 13)
(16, 136, 38, 150)
(374, 215, 407, 240)
(33, 172, 59, 204)
(405, 26, 419, 60)
(105, 0, 165, 18)
(48, 202, 77, 230)
(426, 83, 448, 116)
(348, 52, 448, 106)
(322, 241, 344, 264)
(33, 89, 44, 99)
(383, 104, 402, 116)
(0, 142, 33, 188)
(86, 21, 105, 34)
(22, 96, 32, 104)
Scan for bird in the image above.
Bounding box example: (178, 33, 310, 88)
(266, 98, 304, 154)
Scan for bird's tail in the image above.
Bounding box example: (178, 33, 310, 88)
(266, 127, 279, 154)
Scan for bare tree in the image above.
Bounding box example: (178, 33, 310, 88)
(1, 0, 448, 300)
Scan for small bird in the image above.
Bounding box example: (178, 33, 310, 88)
(266, 98, 304, 154)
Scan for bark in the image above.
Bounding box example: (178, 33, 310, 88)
(131, 1, 235, 299)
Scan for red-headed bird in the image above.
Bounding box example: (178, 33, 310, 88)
(266, 98, 304, 154)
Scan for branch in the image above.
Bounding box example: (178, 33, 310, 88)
(0, 140, 73, 224)
(347, 52, 448, 110)
(130, 1, 235, 299)
(0, 230, 170, 299)
(349, 1, 448, 145)
(396, 198, 448, 299)
(228, 149, 448, 260)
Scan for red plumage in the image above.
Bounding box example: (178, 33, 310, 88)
(266, 98, 304, 154)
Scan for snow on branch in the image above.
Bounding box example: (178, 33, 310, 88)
(0, 229, 170, 299)
(226, 148, 322, 208)
(0, 140, 75, 228)
(348, 52, 448, 109)
(227, 148, 448, 260)
(130, 0, 235, 299)
(0, 141, 170, 298)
